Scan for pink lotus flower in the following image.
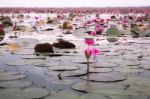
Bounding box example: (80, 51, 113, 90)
(123, 19, 128, 23)
(85, 48, 92, 59)
(91, 48, 100, 57)
(85, 38, 94, 46)
(34, 16, 39, 20)
(95, 25, 102, 32)
(87, 21, 92, 24)
(84, 23, 87, 26)
(95, 24, 100, 28)
(106, 19, 110, 23)
(92, 19, 97, 23)
(90, 31, 96, 36)
(99, 19, 104, 24)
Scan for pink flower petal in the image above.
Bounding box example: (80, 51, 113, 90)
(85, 38, 94, 46)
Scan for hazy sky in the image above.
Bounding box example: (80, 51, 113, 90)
(0, 0, 150, 7)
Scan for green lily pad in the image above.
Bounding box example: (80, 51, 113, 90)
(90, 89, 145, 96)
(0, 89, 29, 99)
(50, 79, 77, 85)
(109, 59, 140, 66)
(0, 92, 28, 99)
(22, 87, 50, 99)
(0, 88, 21, 93)
(6, 60, 28, 66)
(114, 67, 144, 73)
(122, 55, 138, 60)
(72, 59, 94, 64)
(21, 55, 46, 59)
(34, 62, 59, 67)
(80, 93, 109, 99)
(48, 66, 79, 71)
(0, 72, 26, 81)
(121, 77, 150, 87)
(45, 92, 79, 99)
(89, 68, 113, 73)
(61, 70, 87, 77)
(128, 86, 150, 96)
(72, 82, 125, 92)
(92, 62, 118, 68)
(109, 95, 148, 99)
(104, 52, 120, 56)
(0, 80, 32, 88)
(80, 72, 127, 82)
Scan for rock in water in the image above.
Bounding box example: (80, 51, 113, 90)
(0, 16, 13, 28)
(34, 43, 54, 53)
(53, 39, 76, 49)
(0, 25, 5, 42)
(106, 25, 121, 37)
(131, 25, 150, 37)
(61, 21, 73, 30)
(106, 25, 121, 42)
(46, 17, 53, 24)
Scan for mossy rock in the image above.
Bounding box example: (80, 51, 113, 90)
(106, 37, 119, 42)
(106, 25, 121, 37)
(106, 25, 121, 42)
(1, 16, 13, 28)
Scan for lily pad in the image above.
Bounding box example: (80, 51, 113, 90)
(0, 88, 21, 93)
(122, 55, 138, 60)
(89, 68, 113, 73)
(48, 66, 79, 71)
(114, 67, 144, 73)
(0, 89, 28, 99)
(121, 77, 150, 87)
(45, 92, 79, 99)
(80, 93, 109, 99)
(104, 52, 120, 56)
(72, 59, 94, 64)
(15, 49, 34, 55)
(109, 95, 147, 99)
(122, 61, 140, 66)
(110, 59, 139, 66)
(22, 87, 50, 99)
(90, 89, 144, 96)
(61, 70, 87, 77)
(0, 72, 26, 81)
(129, 86, 150, 96)
(36, 53, 63, 57)
(80, 72, 127, 82)
(92, 62, 118, 68)
(137, 40, 150, 44)
(6, 60, 28, 66)
(50, 79, 77, 85)
(141, 65, 150, 70)
(0, 80, 32, 88)
(0, 92, 28, 99)
(25, 59, 47, 64)
(21, 55, 46, 59)
(72, 82, 125, 92)
(0, 72, 20, 75)
(34, 62, 59, 67)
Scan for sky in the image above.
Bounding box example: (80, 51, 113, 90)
(0, 0, 150, 7)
